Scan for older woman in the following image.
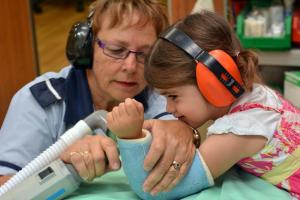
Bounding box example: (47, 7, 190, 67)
(0, 0, 195, 194)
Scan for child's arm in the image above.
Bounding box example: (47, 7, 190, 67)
(117, 131, 214, 200)
(107, 98, 144, 139)
(200, 133, 267, 178)
(107, 98, 214, 199)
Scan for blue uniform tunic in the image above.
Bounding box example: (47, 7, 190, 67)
(0, 66, 171, 174)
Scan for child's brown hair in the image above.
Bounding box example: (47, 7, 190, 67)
(145, 10, 262, 91)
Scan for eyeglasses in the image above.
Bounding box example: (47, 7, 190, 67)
(96, 38, 147, 64)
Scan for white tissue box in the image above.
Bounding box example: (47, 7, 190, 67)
(284, 71, 300, 108)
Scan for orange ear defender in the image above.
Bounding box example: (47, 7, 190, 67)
(160, 27, 244, 107)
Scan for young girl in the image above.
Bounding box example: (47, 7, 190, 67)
(107, 10, 300, 199)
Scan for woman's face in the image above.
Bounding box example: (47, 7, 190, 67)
(158, 85, 214, 128)
(88, 11, 157, 105)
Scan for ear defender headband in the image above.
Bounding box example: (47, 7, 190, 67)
(66, 11, 94, 69)
(160, 27, 244, 107)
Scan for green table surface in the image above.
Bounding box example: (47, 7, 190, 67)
(66, 167, 291, 200)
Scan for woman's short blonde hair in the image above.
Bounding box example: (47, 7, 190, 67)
(90, 0, 169, 37)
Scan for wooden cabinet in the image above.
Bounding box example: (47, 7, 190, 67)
(168, 0, 196, 23)
(167, 0, 226, 23)
(0, 0, 37, 125)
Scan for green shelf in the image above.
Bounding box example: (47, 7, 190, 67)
(236, 1, 292, 50)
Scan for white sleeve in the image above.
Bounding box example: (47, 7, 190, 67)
(207, 108, 281, 142)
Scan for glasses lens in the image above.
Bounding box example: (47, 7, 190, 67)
(98, 39, 146, 64)
(103, 45, 128, 59)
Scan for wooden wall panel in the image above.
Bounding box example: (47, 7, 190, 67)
(168, 0, 227, 24)
(213, 0, 225, 17)
(168, 0, 196, 23)
(0, 0, 37, 125)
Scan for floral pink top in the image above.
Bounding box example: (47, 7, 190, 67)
(207, 84, 300, 199)
(233, 95, 300, 199)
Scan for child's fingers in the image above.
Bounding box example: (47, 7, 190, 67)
(136, 100, 144, 115)
(118, 102, 127, 116)
(111, 106, 120, 121)
(123, 98, 133, 116)
(124, 98, 139, 116)
(132, 99, 144, 116)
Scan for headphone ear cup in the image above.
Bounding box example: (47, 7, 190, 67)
(66, 21, 93, 69)
(196, 50, 243, 107)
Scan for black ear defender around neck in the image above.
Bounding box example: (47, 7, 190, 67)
(66, 11, 94, 69)
(160, 27, 244, 107)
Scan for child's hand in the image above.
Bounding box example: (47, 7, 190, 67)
(107, 98, 144, 139)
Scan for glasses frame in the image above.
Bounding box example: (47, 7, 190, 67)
(95, 38, 146, 64)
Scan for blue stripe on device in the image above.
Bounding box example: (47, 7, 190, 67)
(46, 188, 66, 200)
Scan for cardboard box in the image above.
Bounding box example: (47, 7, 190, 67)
(284, 71, 300, 108)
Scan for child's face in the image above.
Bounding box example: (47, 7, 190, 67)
(157, 85, 213, 128)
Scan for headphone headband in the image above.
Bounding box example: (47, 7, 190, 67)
(160, 27, 208, 61)
(159, 27, 244, 99)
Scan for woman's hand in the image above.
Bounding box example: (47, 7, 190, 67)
(142, 119, 195, 196)
(107, 98, 144, 139)
(60, 134, 120, 181)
